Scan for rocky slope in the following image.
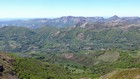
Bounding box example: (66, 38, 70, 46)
(0, 52, 18, 79)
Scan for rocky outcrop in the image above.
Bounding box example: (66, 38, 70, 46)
(0, 65, 5, 72)
(0, 53, 18, 79)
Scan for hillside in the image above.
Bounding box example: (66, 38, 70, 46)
(0, 52, 18, 79)
(100, 69, 140, 79)
(2, 49, 140, 79)
(0, 16, 140, 79)
(0, 52, 74, 79)
(0, 26, 140, 53)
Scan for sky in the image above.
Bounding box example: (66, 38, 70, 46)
(0, 0, 140, 18)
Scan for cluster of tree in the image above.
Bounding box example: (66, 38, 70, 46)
(14, 58, 73, 79)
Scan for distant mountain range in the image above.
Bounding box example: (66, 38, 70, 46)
(0, 15, 140, 28)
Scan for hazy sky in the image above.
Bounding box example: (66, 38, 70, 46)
(0, 0, 140, 18)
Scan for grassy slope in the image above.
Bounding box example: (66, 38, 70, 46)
(100, 68, 140, 79)
(1, 50, 140, 79)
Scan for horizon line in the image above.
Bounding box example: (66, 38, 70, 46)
(0, 15, 140, 20)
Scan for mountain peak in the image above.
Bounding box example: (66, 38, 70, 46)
(109, 15, 120, 20)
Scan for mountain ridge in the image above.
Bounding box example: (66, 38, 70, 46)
(0, 15, 140, 28)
